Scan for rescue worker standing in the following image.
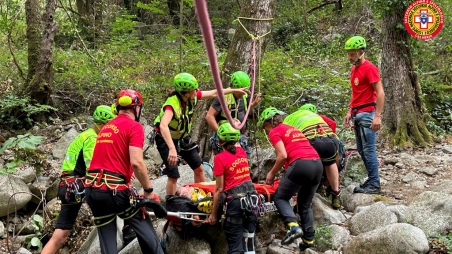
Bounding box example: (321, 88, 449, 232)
(205, 71, 261, 157)
(153, 72, 247, 196)
(85, 89, 164, 254)
(42, 105, 115, 254)
(206, 123, 258, 254)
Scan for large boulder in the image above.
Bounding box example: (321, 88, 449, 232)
(344, 223, 429, 254)
(77, 218, 124, 254)
(156, 221, 211, 254)
(349, 202, 397, 235)
(406, 191, 452, 237)
(312, 194, 346, 226)
(52, 128, 79, 160)
(0, 175, 32, 217)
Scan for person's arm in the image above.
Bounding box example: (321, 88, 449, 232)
(207, 175, 224, 225)
(250, 93, 262, 108)
(205, 106, 221, 132)
(200, 88, 247, 99)
(371, 80, 385, 131)
(266, 141, 287, 185)
(129, 146, 153, 199)
(159, 109, 178, 165)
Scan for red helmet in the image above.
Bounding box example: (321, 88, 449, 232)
(116, 89, 143, 109)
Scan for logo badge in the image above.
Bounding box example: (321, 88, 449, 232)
(404, 0, 444, 40)
(354, 78, 359, 86)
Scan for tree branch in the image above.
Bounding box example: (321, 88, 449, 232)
(308, 0, 340, 14)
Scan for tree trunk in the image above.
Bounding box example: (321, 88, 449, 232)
(193, 0, 276, 159)
(25, 0, 42, 84)
(75, 0, 103, 41)
(23, 0, 56, 106)
(380, 7, 431, 147)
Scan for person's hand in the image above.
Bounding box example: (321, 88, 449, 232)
(232, 88, 248, 98)
(370, 115, 381, 131)
(204, 213, 217, 225)
(168, 147, 178, 165)
(251, 93, 262, 107)
(344, 112, 353, 129)
(266, 172, 275, 185)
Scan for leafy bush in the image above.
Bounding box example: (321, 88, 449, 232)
(25, 215, 44, 252)
(0, 133, 45, 174)
(0, 93, 56, 129)
(314, 225, 333, 251)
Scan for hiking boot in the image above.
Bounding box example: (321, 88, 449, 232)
(281, 226, 303, 245)
(359, 179, 370, 188)
(331, 190, 341, 209)
(299, 238, 314, 251)
(354, 185, 380, 194)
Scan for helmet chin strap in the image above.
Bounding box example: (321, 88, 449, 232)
(134, 106, 143, 122)
(354, 51, 365, 65)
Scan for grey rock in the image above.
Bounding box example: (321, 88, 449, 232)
(156, 220, 211, 254)
(118, 238, 142, 254)
(402, 172, 422, 183)
(411, 180, 426, 189)
(407, 191, 452, 237)
(77, 218, 124, 254)
(429, 180, 452, 195)
(441, 145, 452, 154)
(0, 221, 5, 238)
(52, 127, 79, 160)
(0, 175, 32, 217)
(342, 189, 375, 213)
(312, 194, 346, 226)
(45, 179, 60, 201)
(330, 224, 350, 250)
(417, 166, 439, 176)
(344, 223, 429, 254)
(349, 202, 397, 235)
(387, 204, 409, 223)
(16, 247, 32, 254)
(12, 166, 36, 184)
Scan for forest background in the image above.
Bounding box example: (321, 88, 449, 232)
(0, 0, 451, 151)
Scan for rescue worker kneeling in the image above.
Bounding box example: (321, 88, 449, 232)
(205, 123, 259, 254)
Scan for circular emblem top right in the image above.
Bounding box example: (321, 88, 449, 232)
(404, 0, 444, 40)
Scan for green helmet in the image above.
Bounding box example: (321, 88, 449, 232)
(299, 103, 317, 113)
(230, 71, 250, 88)
(344, 36, 366, 50)
(174, 73, 199, 92)
(93, 105, 116, 124)
(217, 123, 240, 142)
(258, 107, 285, 127)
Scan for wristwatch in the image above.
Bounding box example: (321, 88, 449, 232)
(143, 187, 154, 193)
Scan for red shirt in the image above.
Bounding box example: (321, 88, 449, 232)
(349, 60, 380, 113)
(320, 114, 337, 133)
(214, 147, 251, 191)
(269, 124, 319, 169)
(89, 114, 144, 183)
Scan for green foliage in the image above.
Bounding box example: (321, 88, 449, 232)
(25, 215, 44, 252)
(430, 231, 452, 252)
(0, 93, 56, 128)
(0, 133, 45, 174)
(136, 1, 166, 15)
(314, 225, 333, 251)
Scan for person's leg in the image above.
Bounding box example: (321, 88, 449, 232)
(274, 161, 304, 245)
(223, 199, 245, 254)
(297, 160, 323, 249)
(125, 212, 164, 254)
(42, 185, 83, 254)
(243, 215, 257, 254)
(181, 146, 205, 183)
(41, 229, 71, 254)
(353, 111, 380, 193)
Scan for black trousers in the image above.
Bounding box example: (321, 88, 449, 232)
(273, 159, 323, 241)
(85, 188, 164, 254)
(224, 198, 257, 254)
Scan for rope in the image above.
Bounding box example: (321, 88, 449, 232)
(194, 0, 271, 130)
(179, 0, 184, 72)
